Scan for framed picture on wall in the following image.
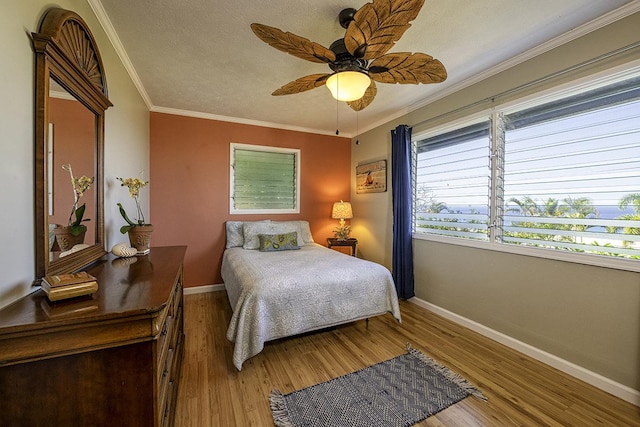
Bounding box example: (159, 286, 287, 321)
(356, 160, 387, 193)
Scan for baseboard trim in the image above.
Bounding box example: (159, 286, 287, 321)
(408, 297, 640, 407)
(183, 284, 224, 295)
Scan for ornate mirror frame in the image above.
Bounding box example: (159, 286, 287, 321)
(32, 8, 112, 279)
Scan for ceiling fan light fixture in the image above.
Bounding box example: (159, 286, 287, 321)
(252, 0, 446, 111)
(326, 71, 370, 102)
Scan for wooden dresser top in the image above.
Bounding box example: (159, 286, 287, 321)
(0, 246, 187, 336)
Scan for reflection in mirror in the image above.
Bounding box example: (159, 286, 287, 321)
(48, 78, 97, 261)
(33, 8, 112, 280)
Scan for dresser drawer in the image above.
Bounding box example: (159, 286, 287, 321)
(172, 281, 183, 318)
(157, 313, 173, 366)
(157, 278, 183, 426)
(162, 332, 184, 427)
(157, 277, 181, 363)
(162, 379, 175, 427)
(158, 347, 174, 408)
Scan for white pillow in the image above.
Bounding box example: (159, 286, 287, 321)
(271, 220, 314, 244)
(242, 222, 301, 249)
(225, 220, 270, 248)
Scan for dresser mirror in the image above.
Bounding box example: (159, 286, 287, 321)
(32, 8, 112, 280)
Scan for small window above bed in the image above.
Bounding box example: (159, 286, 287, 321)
(230, 143, 300, 214)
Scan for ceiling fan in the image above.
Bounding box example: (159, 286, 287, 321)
(251, 0, 447, 111)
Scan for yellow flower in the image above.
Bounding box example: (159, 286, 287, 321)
(116, 174, 150, 232)
(117, 177, 148, 198)
(73, 175, 94, 197)
(62, 164, 93, 231)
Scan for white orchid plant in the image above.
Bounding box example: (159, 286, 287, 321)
(116, 174, 150, 234)
(62, 164, 93, 236)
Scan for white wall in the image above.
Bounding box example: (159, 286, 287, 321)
(0, 0, 149, 309)
(352, 11, 640, 394)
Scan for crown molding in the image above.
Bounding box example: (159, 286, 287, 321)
(358, 1, 640, 135)
(90, 0, 640, 138)
(150, 106, 350, 138)
(90, 0, 350, 137)
(88, 0, 153, 109)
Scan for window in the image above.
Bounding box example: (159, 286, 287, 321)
(413, 72, 640, 268)
(414, 120, 491, 241)
(230, 143, 300, 214)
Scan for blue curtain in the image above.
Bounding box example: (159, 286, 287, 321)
(391, 125, 415, 299)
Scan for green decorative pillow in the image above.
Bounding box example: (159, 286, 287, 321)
(258, 232, 300, 252)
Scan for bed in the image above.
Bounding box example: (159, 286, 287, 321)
(221, 220, 401, 370)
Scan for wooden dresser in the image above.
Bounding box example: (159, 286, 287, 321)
(0, 246, 187, 427)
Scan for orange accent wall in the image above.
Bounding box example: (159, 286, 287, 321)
(150, 112, 351, 287)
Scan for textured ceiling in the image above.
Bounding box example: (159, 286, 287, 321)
(94, 0, 637, 136)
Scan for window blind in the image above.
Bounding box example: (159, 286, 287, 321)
(414, 121, 491, 240)
(233, 148, 297, 210)
(412, 72, 640, 263)
(502, 79, 640, 257)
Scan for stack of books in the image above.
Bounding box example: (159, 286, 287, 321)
(41, 271, 99, 302)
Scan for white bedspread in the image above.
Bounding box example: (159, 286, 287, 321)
(222, 243, 401, 370)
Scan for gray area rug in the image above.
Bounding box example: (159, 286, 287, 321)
(269, 344, 486, 427)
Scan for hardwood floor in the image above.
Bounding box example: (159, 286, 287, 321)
(174, 291, 639, 426)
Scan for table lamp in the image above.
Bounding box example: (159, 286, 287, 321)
(331, 200, 353, 240)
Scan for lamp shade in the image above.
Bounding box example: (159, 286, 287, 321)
(331, 200, 353, 219)
(326, 71, 371, 102)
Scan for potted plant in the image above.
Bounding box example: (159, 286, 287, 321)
(53, 164, 93, 251)
(117, 175, 153, 253)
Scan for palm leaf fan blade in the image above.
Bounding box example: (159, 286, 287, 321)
(344, 0, 425, 59)
(369, 52, 447, 84)
(272, 74, 331, 96)
(347, 81, 377, 111)
(250, 23, 336, 63)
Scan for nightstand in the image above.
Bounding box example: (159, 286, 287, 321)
(327, 238, 358, 256)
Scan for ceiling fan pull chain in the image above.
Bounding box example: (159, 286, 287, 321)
(355, 111, 360, 144)
(335, 89, 340, 135)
